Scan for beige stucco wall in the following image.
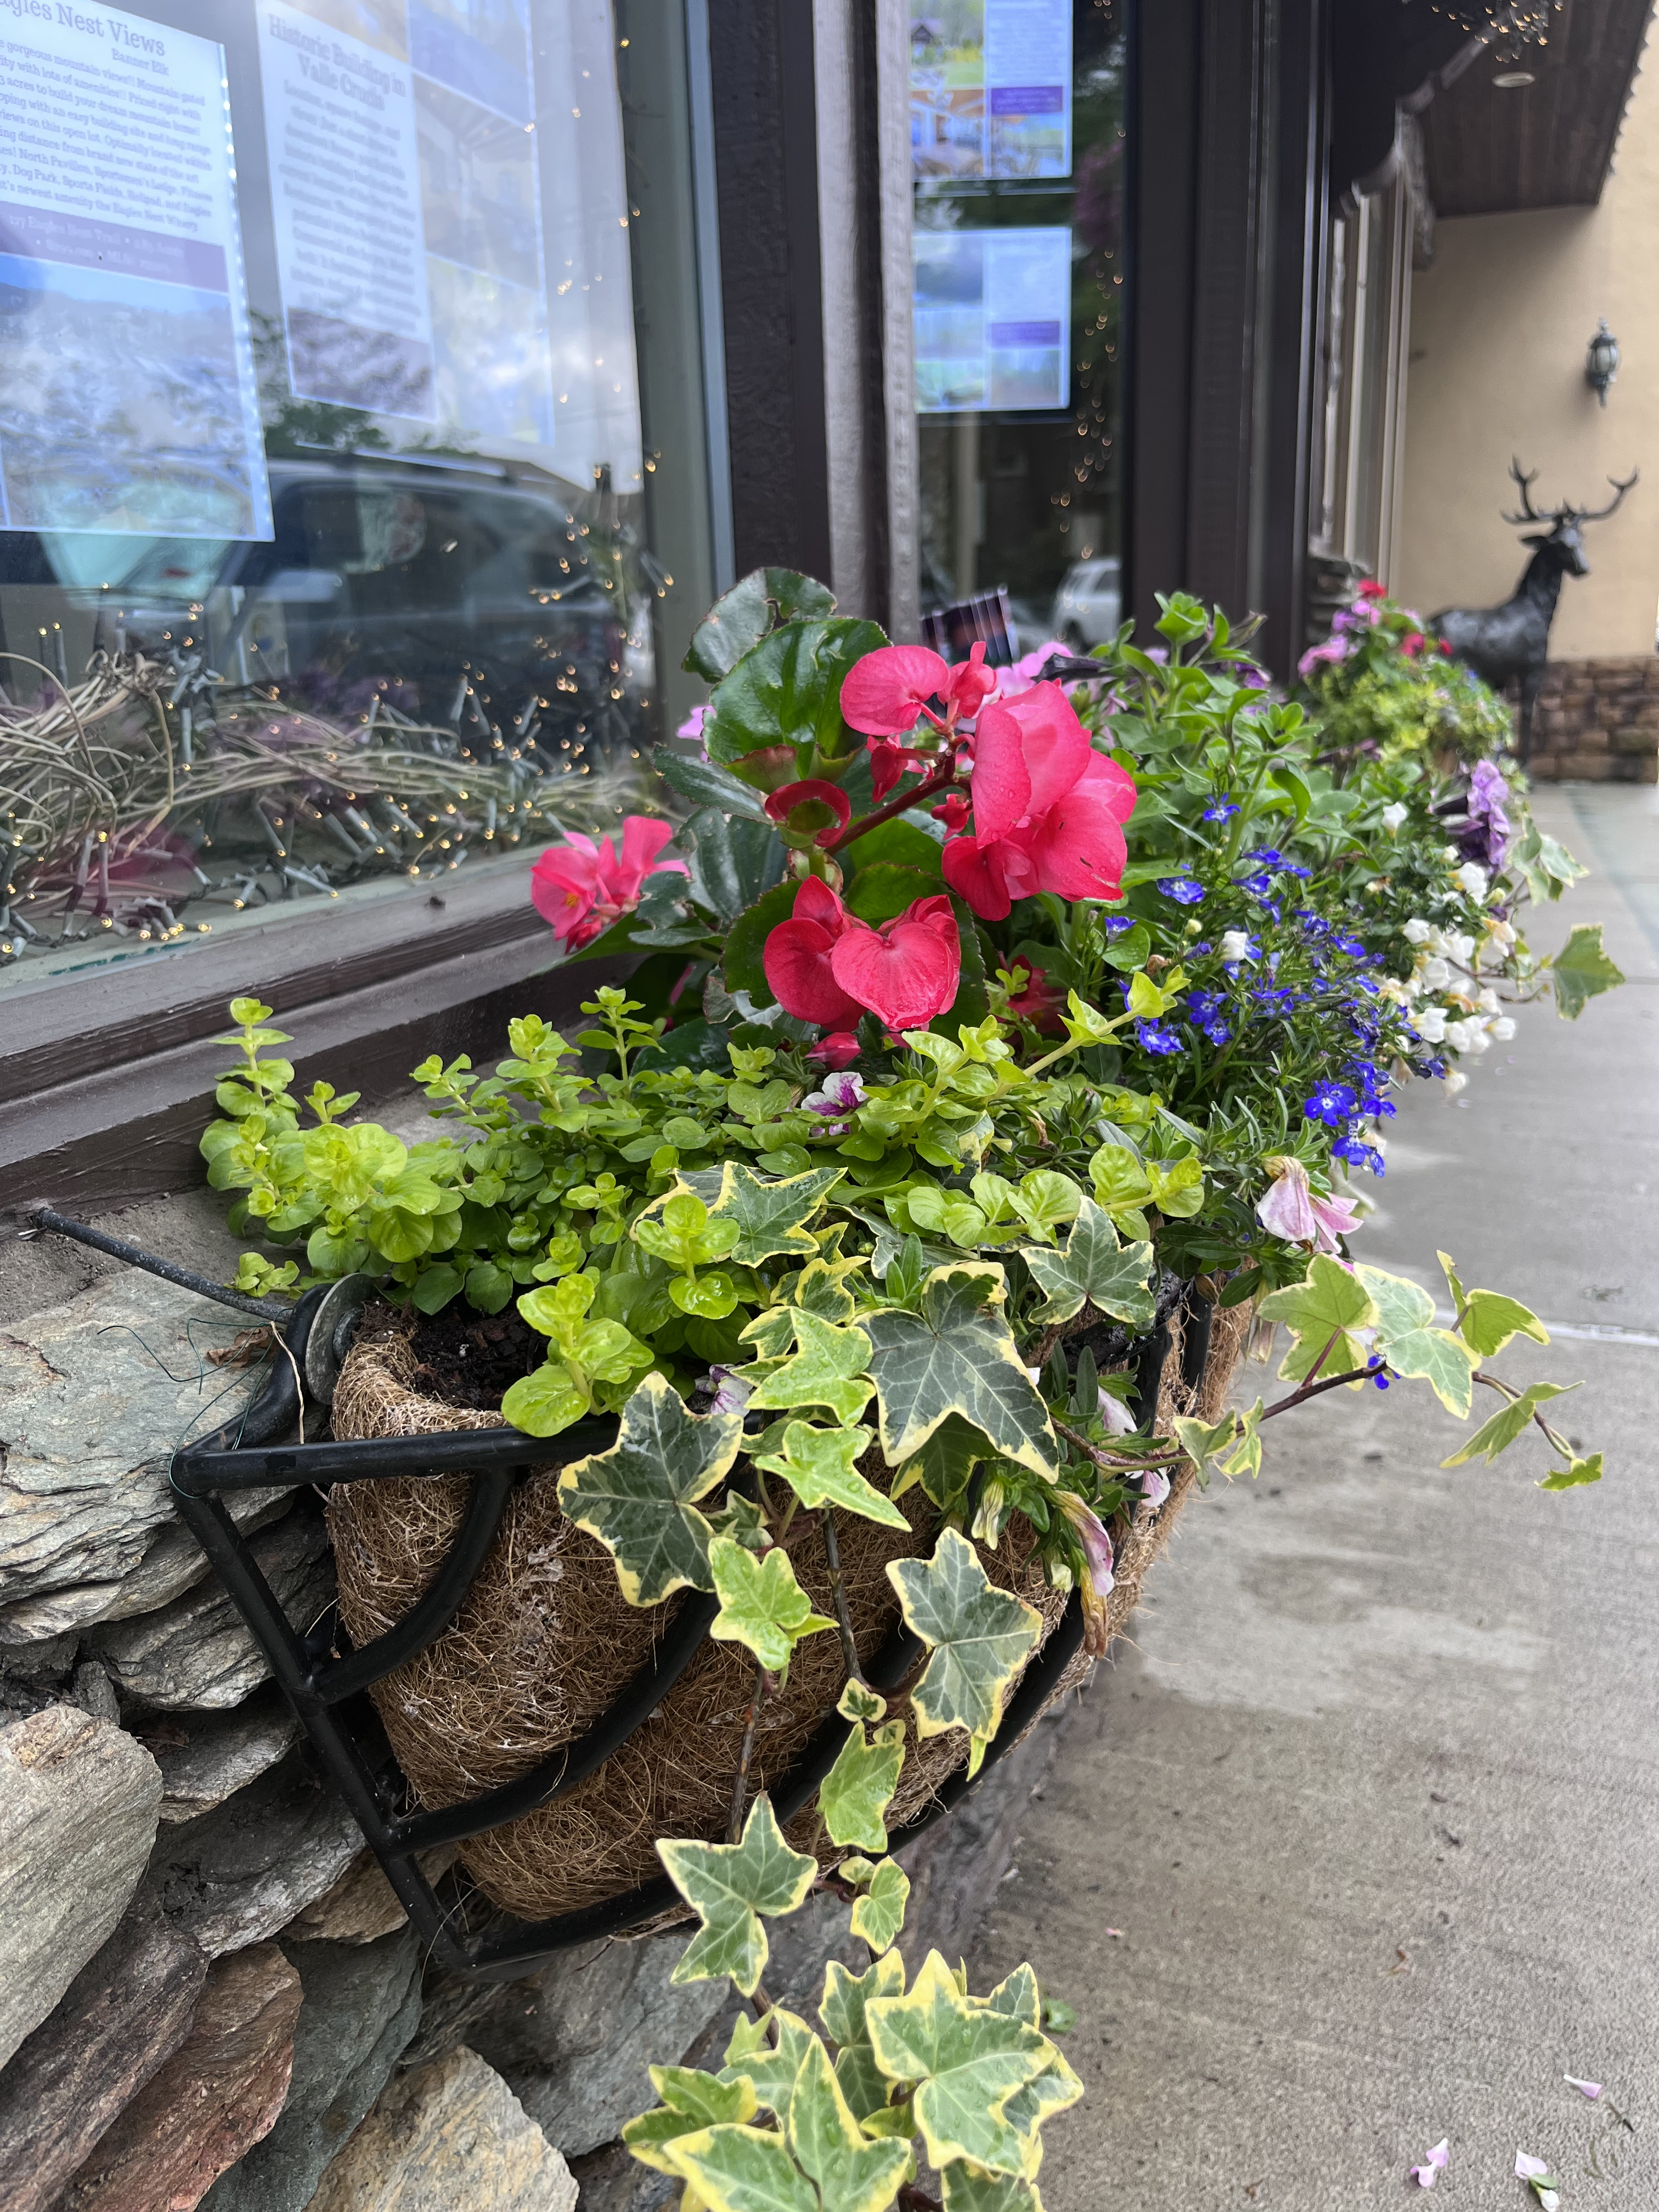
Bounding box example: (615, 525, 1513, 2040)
(1396, 44, 1659, 659)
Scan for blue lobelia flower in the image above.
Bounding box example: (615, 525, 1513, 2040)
(1135, 1019, 1184, 1056)
(1203, 799, 1240, 821)
(1158, 877, 1206, 905)
(1304, 1080, 1359, 1127)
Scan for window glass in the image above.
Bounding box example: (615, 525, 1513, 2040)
(0, 0, 715, 986)
(911, 0, 1126, 656)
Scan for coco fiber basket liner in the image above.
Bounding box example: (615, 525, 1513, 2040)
(327, 1297, 1250, 1922)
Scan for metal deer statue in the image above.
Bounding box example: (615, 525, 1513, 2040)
(1432, 458, 1637, 759)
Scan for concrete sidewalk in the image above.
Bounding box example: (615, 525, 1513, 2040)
(968, 784, 1659, 2208)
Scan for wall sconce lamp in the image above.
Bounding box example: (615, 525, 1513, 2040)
(1587, 319, 1621, 408)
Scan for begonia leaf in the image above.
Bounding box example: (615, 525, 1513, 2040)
(819, 1722, 907, 1852)
(887, 1530, 1042, 1774)
(557, 1374, 741, 1604)
(660, 1796, 819, 1995)
(864, 1951, 1052, 2179)
(684, 568, 838, 681)
(1019, 1198, 1155, 1329)
(709, 1537, 837, 1677)
(862, 1266, 1056, 1479)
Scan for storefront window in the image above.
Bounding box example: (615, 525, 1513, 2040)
(910, 0, 1126, 656)
(0, 0, 719, 985)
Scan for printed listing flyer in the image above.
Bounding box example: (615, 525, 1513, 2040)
(260, 0, 555, 457)
(913, 225, 1071, 413)
(0, 2, 270, 538)
(911, 0, 1073, 182)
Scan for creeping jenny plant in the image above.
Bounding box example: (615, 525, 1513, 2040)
(205, 569, 1617, 2207)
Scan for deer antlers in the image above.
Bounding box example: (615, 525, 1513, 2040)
(1502, 455, 1639, 527)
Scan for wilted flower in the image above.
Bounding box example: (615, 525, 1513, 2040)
(1409, 2138, 1449, 2190)
(531, 817, 688, 949)
(706, 1365, 753, 1417)
(1256, 1155, 1362, 1253)
(1057, 1492, 1116, 1655)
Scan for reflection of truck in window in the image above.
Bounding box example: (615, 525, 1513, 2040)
(0, 454, 650, 765)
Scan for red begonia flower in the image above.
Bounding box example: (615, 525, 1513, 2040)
(938, 638, 996, 716)
(764, 778, 853, 848)
(1357, 578, 1389, 600)
(941, 683, 1137, 919)
(763, 876, 867, 1028)
(1005, 961, 1067, 1034)
(807, 1030, 862, 1070)
(868, 738, 926, 802)
(841, 644, 951, 737)
(829, 894, 961, 1032)
(932, 793, 972, 832)
(531, 816, 687, 947)
(1402, 631, 1425, 657)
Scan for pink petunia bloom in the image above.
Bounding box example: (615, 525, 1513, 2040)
(531, 816, 688, 949)
(763, 878, 960, 1034)
(807, 1030, 862, 1070)
(1296, 637, 1351, 678)
(940, 683, 1137, 920)
(1255, 1156, 1362, 1255)
(1058, 1492, 1116, 1657)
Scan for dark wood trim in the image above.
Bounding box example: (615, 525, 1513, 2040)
(0, 929, 627, 1222)
(707, 0, 834, 580)
(1124, 0, 1203, 639)
(0, 857, 547, 1109)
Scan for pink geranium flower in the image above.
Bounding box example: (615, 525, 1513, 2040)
(530, 816, 688, 949)
(1255, 1155, 1361, 1254)
(940, 683, 1137, 919)
(763, 878, 961, 1034)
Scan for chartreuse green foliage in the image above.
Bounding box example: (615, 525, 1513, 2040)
(819, 1723, 907, 1853)
(1550, 922, 1624, 1020)
(709, 1538, 837, 1677)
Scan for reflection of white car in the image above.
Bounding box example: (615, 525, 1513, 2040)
(1052, 557, 1122, 650)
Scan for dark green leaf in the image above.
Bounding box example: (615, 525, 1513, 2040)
(557, 1373, 742, 1605)
(705, 618, 887, 769)
(862, 1266, 1056, 1478)
(723, 884, 800, 1002)
(654, 748, 774, 821)
(683, 568, 838, 681)
(845, 863, 940, 926)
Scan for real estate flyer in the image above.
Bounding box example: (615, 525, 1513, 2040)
(0, 2, 270, 538)
(914, 224, 1072, 413)
(911, 0, 1073, 182)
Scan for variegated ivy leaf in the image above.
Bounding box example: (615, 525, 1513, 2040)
(998, 2045, 1084, 2147)
(837, 1680, 889, 1723)
(865, 1950, 1053, 2180)
(1356, 1267, 1477, 1416)
(557, 1374, 741, 1605)
(940, 2166, 1046, 2212)
(980, 1964, 1041, 2031)
(660, 2123, 819, 2212)
(793, 1257, 861, 1323)
(1438, 1252, 1550, 1358)
(660, 1796, 819, 1996)
(706, 1491, 772, 1553)
(721, 2006, 820, 2123)
(887, 1530, 1042, 1776)
(1173, 1398, 1263, 1486)
(623, 2067, 758, 2174)
(1539, 1452, 1604, 1490)
(741, 1304, 799, 1358)
(1257, 1255, 1378, 1386)
(705, 1161, 848, 1264)
(850, 1859, 911, 1955)
(709, 1537, 837, 1677)
(819, 1720, 906, 1852)
(820, 1948, 907, 2053)
(754, 1422, 909, 1531)
(1019, 1197, 1155, 1330)
(1442, 1380, 1578, 1468)
(890, 1413, 996, 1510)
(862, 1266, 1057, 1480)
(743, 1312, 876, 1426)
(786, 2035, 913, 2212)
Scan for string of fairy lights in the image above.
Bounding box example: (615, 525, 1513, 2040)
(1434, 1, 1565, 60)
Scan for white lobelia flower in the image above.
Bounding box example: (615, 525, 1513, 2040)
(1476, 985, 1500, 1014)
(1412, 1005, 1447, 1043)
(1381, 802, 1408, 831)
(1455, 860, 1489, 901)
(1491, 1015, 1516, 1040)
(1402, 917, 1433, 945)
(1443, 1068, 1468, 1094)
(1220, 928, 1257, 964)
(1420, 955, 1452, 990)
(1444, 931, 1476, 968)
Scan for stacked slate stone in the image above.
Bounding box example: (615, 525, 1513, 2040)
(0, 1219, 1051, 2210)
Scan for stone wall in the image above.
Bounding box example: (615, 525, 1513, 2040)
(1528, 656, 1659, 782)
(0, 1196, 1064, 2210)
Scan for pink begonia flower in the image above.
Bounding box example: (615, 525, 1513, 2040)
(1296, 637, 1351, 678)
(1256, 1156, 1361, 1255)
(1058, 1493, 1116, 1656)
(941, 684, 1137, 919)
(1564, 2075, 1602, 2100)
(867, 737, 930, 802)
(807, 1030, 861, 1070)
(1409, 2139, 1449, 2190)
(764, 879, 961, 1034)
(531, 816, 688, 949)
(840, 640, 994, 737)
(676, 703, 708, 744)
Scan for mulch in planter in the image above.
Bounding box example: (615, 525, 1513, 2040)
(325, 1298, 1250, 1925)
